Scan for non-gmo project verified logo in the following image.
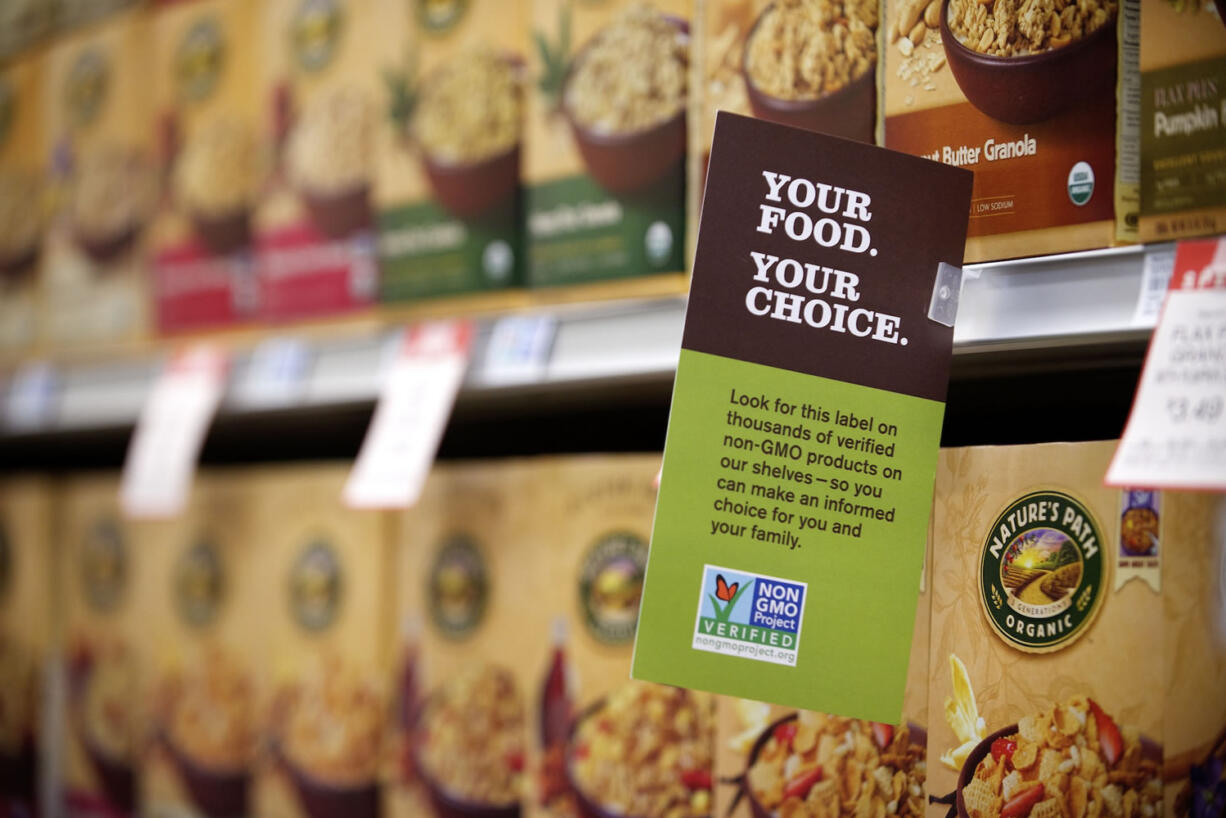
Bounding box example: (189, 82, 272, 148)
(692, 564, 806, 666)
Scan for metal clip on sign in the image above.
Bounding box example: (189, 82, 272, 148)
(927, 262, 964, 328)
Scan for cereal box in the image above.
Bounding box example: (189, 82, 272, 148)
(0, 54, 45, 357)
(254, 0, 381, 320)
(149, 0, 261, 333)
(528, 455, 717, 818)
(374, 0, 527, 301)
(136, 476, 263, 818)
(248, 465, 392, 818)
(60, 475, 142, 818)
(713, 539, 931, 818)
(40, 9, 154, 349)
(927, 442, 1164, 818)
(881, 0, 1122, 262)
(0, 477, 53, 816)
(389, 462, 536, 818)
(526, 0, 691, 288)
(1135, 0, 1226, 242)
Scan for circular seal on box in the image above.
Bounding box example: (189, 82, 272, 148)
(578, 531, 647, 645)
(979, 490, 1106, 653)
(81, 519, 127, 614)
(1067, 161, 1095, 207)
(176, 17, 226, 102)
(415, 0, 469, 32)
(64, 47, 109, 130)
(291, 0, 344, 73)
(427, 535, 487, 639)
(175, 540, 225, 627)
(0, 523, 12, 605)
(0, 79, 14, 150)
(289, 540, 343, 632)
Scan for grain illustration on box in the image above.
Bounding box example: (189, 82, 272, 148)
(149, 0, 262, 333)
(249, 467, 391, 818)
(60, 477, 141, 818)
(255, 0, 380, 320)
(138, 478, 262, 818)
(375, 0, 527, 300)
(881, 0, 1122, 262)
(0, 479, 52, 816)
(389, 463, 534, 818)
(713, 539, 930, 818)
(526, 0, 691, 288)
(40, 10, 155, 348)
(0, 56, 44, 356)
(926, 443, 1163, 818)
(531, 455, 716, 818)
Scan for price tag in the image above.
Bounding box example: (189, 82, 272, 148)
(1107, 237, 1226, 490)
(235, 337, 313, 409)
(121, 345, 228, 518)
(344, 321, 473, 509)
(4, 362, 59, 431)
(1130, 244, 1175, 327)
(482, 314, 556, 386)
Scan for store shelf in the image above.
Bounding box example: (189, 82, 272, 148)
(0, 245, 1172, 443)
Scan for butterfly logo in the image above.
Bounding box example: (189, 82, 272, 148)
(715, 574, 738, 602)
(708, 571, 752, 623)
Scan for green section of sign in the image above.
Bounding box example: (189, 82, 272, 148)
(379, 198, 522, 301)
(632, 349, 943, 722)
(1140, 57, 1226, 216)
(526, 168, 684, 288)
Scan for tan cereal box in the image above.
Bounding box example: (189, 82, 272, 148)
(254, 0, 381, 320)
(374, 0, 528, 300)
(0, 54, 46, 357)
(60, 475, 142, 818)
(248, 465, 392, 818)
(40, 10, 154, 349)
(149, 0, 262, 333)
(136, 476, 263, 818)
(881, 0, 1122, 262)
(0, 477, 53, 816)
(526, 0, 691, 288)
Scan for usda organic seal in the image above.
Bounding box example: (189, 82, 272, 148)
(979, 490, 1106, 653)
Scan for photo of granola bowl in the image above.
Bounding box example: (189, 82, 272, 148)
(742, 0, 877, 143)
(0, 638, 38, 804)
(163, 739, 249, 818)
(561, 8, 689, 195)
(69, 146, 156, 266)
(955, 699, 1161, 818)
(414, 52, 524, 220)
(939, 0, 1117, 124)
(174, 117, 258, 256)
(68, 644, 136, 812)
(412, 666, 524, 818)
(739, 712, 926, 818)
(287, 86, 374, 239)
(0, 171, 43, 284)
(565, 683, 713, 818)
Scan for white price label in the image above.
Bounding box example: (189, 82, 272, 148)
(482, 315, 556, 386)
(236, 337, 313, 408)
(344, 321, 472, 508)
(1107, 238, 1226, 490)
(1130, 244, 1175, 327)
(121, 346, 227, 518)
(4, 362, 58, 431)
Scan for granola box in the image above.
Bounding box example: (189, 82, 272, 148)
(525, 0, 690, 288)
(374, 0, 527, 301)
(0, 478, 53, 816)
(249, 466, 392, 818)
(254, 0, 380, 320)
(149, 0, 261, 333)
(60, 475, 142, 818)
(529, 455, 717, 818)
(1135, 0, 1226, 242)
(389, 462, 536, 818)
(881, 0, 1121, 262)
(713, 539, 931, 818)
(40, 9, 154, 349)
(927, 442, 1164, 818)
(0, 55, 45, 356)
(137, 476, 262, 818)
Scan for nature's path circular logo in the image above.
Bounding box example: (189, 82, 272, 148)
(82, 519, 126, 614)
(428, 534, 487, 639)
(415, 0, 468, 32)
(292, 0, 343, 73)
(578, 531, 647, 644)
(175, 540, 224, 627)
(65, 48, 109, 130)
(980, 490, 1106, 653)
(176, 17, 225, 102)
(289, 540, 342, 631)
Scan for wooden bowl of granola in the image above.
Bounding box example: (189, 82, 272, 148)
(939, 0, 1116, 124)
(741, 4, 876, 143)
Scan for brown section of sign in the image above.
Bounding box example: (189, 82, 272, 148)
(681, 112, 971, 404)
(885, 97, 1115, 238)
